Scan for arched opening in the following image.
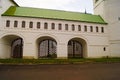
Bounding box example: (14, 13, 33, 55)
(1, 35, 23, 58)
(11, 38, 23, 58)
(68, 38, 87, 58)
(37, 37, 57, 58)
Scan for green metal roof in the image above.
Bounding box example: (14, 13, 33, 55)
(2, 6, 107, 24)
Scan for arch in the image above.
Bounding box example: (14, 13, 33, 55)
(67, 37, 87, 58)
(0, 32, 25, 39)
(36, 36, 57, 58)
(11, 38, 23, 58)
(0, 34, 24, 58)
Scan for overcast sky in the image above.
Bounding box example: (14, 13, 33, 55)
(14, 0, 93, 14)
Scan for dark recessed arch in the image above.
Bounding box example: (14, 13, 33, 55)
(37, 36, 57, 58)
(11, 38, 23, 58)
(1, 35, 24, 58)
(68, 37, 87, 58)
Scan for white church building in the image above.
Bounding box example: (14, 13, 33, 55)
(0, 0, 119, 59)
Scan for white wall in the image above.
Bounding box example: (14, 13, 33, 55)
(0, 16, 108, 58)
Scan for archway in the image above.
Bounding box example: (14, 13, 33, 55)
(11, 38, 23, 58)
(37, 36, 57, 58)
(68, 38, 87, 58)
(1, 35, 23, 58)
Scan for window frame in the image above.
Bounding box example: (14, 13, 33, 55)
(22, 21, 25, 28)
(65, 24, 68, 31)
(78, 25, 81, 31)
(101, 27, 104, 33)
(14, 20, 18, 27)
(37, 22, 41, 29)
(51, 23, 55, 30)
(58, 23, 62, 30)
(72, 24, 75, 31)
(90, 26, 93, 32)
(44, 22, 48, 29)
(6, 20, 10, 27)
(84, 25, 87, 32)
(96, 26, 99, 32)
(29, 21, 33, 28)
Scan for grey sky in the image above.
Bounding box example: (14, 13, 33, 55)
(14, 0, 93, 14)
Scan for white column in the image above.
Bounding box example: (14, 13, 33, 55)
(23, 41, 36, 59)
(0, 39, 11, 58)
(57, 43, 67, 59)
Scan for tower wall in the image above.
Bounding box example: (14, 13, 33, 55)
(0, 0, 15, 28)
(94, 0, 120, 57)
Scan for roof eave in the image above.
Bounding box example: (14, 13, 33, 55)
(2, 15, 107, 24)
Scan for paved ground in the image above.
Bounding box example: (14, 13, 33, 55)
(0, 63, 120, 80)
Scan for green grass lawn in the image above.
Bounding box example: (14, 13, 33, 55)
(0, 58, 120, 64)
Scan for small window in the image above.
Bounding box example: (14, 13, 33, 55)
(6, 20, 10, 27)
(65, 24, 68, 30)
(29, 22, 33, 28)
(14, 21, 18, 27)
(96, 26, 99, 32)
(84, 25, 87, 32)
(90, 26, 93, 32)
(44, 22, 48, 29)
(72, 24, 75, 31)
(101, 27, 104, 33)
(51, 23, 55, 29)
(78, 25, 81, 31)
(58, 23, 62, 30)
(37, 22, 40, 29)
(22, 21, 25, 28)
(103, 47, 106, 51)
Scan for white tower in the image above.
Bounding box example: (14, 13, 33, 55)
(93, 0, 120, 57)
(0, 0, 19, 28)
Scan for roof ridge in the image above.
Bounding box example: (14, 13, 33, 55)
(14, 6, 94, 16)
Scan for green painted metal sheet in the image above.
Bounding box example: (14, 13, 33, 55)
(2, 6, 107, 24)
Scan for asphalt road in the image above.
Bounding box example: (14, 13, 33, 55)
(0, 63, 120, 80)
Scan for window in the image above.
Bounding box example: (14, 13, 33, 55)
(101, 27, 104, 33)
(44, 22, 48, 29)
(78, 25, 81, 31)
(58, 23, 62, 30)
(6, 20, 10, 27)
(90, 26, 93, 32)
(29, 22, 33, 28)
(84, 25, 87, 32)
(51, 23, 55, 29)
(72, 24, 75, 31)
(96, 26, 99, 32)
(65, 24, 68, 30)
(103, 47, 106, 51)
(22, 21, 25, 28)
(37, 22, 40, 29)
(14, 21, 18, 27)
